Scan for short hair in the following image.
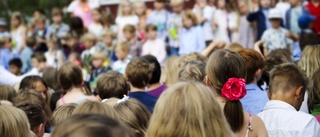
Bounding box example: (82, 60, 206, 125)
(225, 43, 244, 52)
(26, 37, 36, 48)
(125, 58, 155, 88)
(92, 51, 107, 60)
(34, 16, 46, 23)
(9, 58, 22, 68)
(141, 55, 161, 85)
(269, 63, 308, 95)
(31, 52, 46, 62)
(51, 114, 129, 137)
(51, 7, 63, 16)
(183, 10, 198, 26)
(96, 71, 129, 99)
(123, 24, 136, 33)
(146, 24, 157, 32)
(116, 42, 130, 52)
(0, 85, 17, 102)
(72, 101, 118, 120)
(101, 29, 116, 39)
(155, 0, 166, 3)
(15, 103, 45, 132)
(178, 52, 207, 67)
(51, 103, 77, 127)
(80, 33, 97, 43)
(238, 49, 264, 84)
(170, 0, 184, 6)
(178, 61, 206, 82)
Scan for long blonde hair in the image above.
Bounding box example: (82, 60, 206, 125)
(117, 0, 134, 16)
(299, 45, 320, 79)
(0, 105, 31, 137)
(146, 82, 233, 137)
(72, 101, 118, 120)
(11, 11, 25, 30)
(162, 56, 180, 85)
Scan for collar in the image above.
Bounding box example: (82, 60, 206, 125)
(246, 84, 263, 91)
(264, 100, 297, 112)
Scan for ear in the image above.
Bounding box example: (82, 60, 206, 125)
(205, 76, 210, 87)
(267, 90, 271, 100)
(35, 123, 44, 137)
(255, 69, 262, 77)
(125, 76, 129, 81)
(294, 86, 304, 100)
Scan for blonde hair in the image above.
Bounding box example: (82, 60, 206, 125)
(116, 42, 130, 52)
(170, 0, 184, 6)
(11, 11, 25, 30)
(308, 69, 320, 113)
(0, 85, 17, 102)
(298, 45, 320, 79)
(51, 103, 77, 127)
(114, 99, 151, 137)
(183, 10, 198, 27)
(80, 33, 97, 43)
(102, 29, 116, 39)
(103, 98, 120, 107)
(92, 51, 107, 60)
(225, 42, 244, 52)
(162, 56, 180, 85)
(178, 52, 207, 67)
(72, 101, 118, 120)
(146, 82, 233, 137)
(0, 105, 31, 137)
(118, 0, 134, 16)
(178, 61, 206, 82)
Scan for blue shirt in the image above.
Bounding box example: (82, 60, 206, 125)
(147, 10, 170, 41)
(262, 9, 271, 29)
(129, 91, 157, 113)
(241, 84, 269, 114)
(20, 47, 34, 74)
(0, 48, 19, 70)
(179, 26, 206, 55)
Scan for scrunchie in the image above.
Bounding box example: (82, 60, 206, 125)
(221, 78, 247, 101)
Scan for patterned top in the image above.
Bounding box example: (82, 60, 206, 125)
(262, 27, 293, 52)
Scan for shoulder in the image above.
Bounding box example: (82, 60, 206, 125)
(56, 98, 63, 108)
(252, 115, 268, 135)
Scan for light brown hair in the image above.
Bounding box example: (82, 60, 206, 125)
(162, 56, 180, 85)
(115, 99, 151, 137)
(183, 10, 198, 27)
(97, 71, 129, 99)
(31, 52, 46, 63)
(206, 49, 247, 132)
(178, 52, 207, 68)
(146, 82, 233, 137)
(51, 7, 63, 16)
(72, 101, 118, 120)
(146, 24, 157, 32)
(42, 67, 61, 91)
(123, 24, 136, 33)
(225, 43, 244, 52)
(51, 103, 77, 127)
(0, 105, 31, 137)
(116, 42, 130, 52)
(0, 85, 17, 102)
(11, 11, 25, 30)
(92, 51, 107, 60)
(178, 60, 206, 82)
(125, 58, 155, 88)
(80, 33, 97, 44)
(102, 29, 116, 39)
(308, 69, 320, 113)
(238, 49, 265, 84)
(298, 45, 320, 79)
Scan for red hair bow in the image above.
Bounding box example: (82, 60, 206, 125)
(221, 78, 247, 101)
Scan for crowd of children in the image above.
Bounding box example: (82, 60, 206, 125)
(0, 0, 320, 136)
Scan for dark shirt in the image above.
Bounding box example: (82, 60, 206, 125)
(147, 84, 168, 98)
(129, 91, 157, 112)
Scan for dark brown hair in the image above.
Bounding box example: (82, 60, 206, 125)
(206, 49, 247, 132)
(125, 58, 154, 89)
(96, 71, 129, 99)
(0, 85, 17, 102)
(15, 103, 45, 132)
(238, 49, 264, 84)
(19, 76, 48, 101)
(146, 24, 157, 32)
(42, 67, 61, 91)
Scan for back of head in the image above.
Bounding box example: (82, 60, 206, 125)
(0, 105, 31, 137)
(0, 85, 17, 102)
(114, 99, 151, 137)
(43, 67, 60, 91)
(178, 52, 207, 68)
(31, 52, 46, 63)
(52, 114, 129, 137)
(51, 103, 77, 127)
(299, 45, 320, 79)
(146, 82, 233, 137)
(59, 62, 84, 91)
(163, 56, 180, 85)
(178, 60, 206, 82)
(141, 55, 161, 85)
(125, 58, 154, 89)
(9, 58, 22, 68)
(225, 43, 244, 52)
(206, 49, 247, 132)
(308, 69, 320, 113)
(269, 63, 308, 109)
(97, 71, 129, 99)
(238, 49, 264, 84)
(72, 101, 118, 120)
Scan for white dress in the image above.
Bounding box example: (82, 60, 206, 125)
(88, 23, 104, 37)
(212, 10, 239, 44)
(142, 39, 167, 65)
(45, 50, 63, 69)
(11, 26, 25, 53)
(115, 15, 139, 41)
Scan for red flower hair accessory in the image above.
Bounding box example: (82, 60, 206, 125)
(221, 78, 247, 101)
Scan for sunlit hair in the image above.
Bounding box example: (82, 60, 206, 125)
(183, 10, 198, 27)
(51, 103, 77, 127)
(103, 98, 120, 107)
(225, 43, 244, 52)
(178, 52, 207, 68)
(11, 11, 25, 30)
(0, 85, 17, 102)
(308, 69, 320, 113)
(52, 114, 129, 137)
(178, 60, 206, 82)
(118, 0, 134, 16)
(298, 45, 320, 79)
(206, 49, 247, 132)
(114, 99, 151, 137)
(162, 56, 180, 86)
(72, 101, 118, 120)
(0, 105, 31, 137)
(146, 82, 233, 137)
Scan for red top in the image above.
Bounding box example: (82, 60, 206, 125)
(306, 2, 320, 34)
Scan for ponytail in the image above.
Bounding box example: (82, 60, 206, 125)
(221, 78, 247, 132)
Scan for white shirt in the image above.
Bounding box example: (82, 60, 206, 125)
(115, 15, 139, 40)
(112, 58, 130, 75)
(0, 66, 40, 86)
(142, 39, 167, 65)
(45, 50, 63, 69)
(193, 6, 215, 41)
(88, 23, 104, 37)
(212, 10, 239, 43)
(81, 46, 97, 60)
(258, 100, 320, 137)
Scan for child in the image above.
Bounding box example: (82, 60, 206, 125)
(100, 30, 116, 62)
(96, 71, 129, 100)
(247, 0, 272, 41)
(298, 14, 320, 51)
(285, 0, 309, 36)
(0, 18, 10, 39)
(237, 0, 255, 49)
(261, 8, 293, 55)
(10, 12, 27, 53)
(51, 103, 77, 127)
(31, 52, 47, 71)
(167, 0, 184, 56)
(19, 76, 49, 102)
(134, 1, 148, 42)
(258, 63, 320, 136)
(45, 35, 64, 69)
(308, 69, 320, 121)
(56, 62, 99, 108)
(33, 16, 48, 52)
(61, 32, 85, 57)
(80, 33, 98, 73)
(212, 0, 239, 44)
(238, 49, 269, 115)
(178, 60, 206, 82)
(116, 0, 139, 41)
(0, 85, 17, 103)
(9, 58, 22, 76)
(123, 24, 143, 58)
(72, 101, 117, 120)
(90, 51, 111, 87)
(179, 10, 206, 55)
(0, 37, 19, 70)
(125, 58, 157, 112)
(146, 0, 170, 41)
(47, 8, 70, 39)
(21, 37, 35, 74)
(88, 8, 104, 37)
(193, 0, 215, 46)
(305, 0, 320, 34)
(142, 24, 167, 65)
(112, 42, 131, 75)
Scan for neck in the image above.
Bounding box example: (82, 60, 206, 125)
(156, 9, 163, 12)
(130, 85, 145, 92)
(67, 87, 83, 94)
(147, 83, 161, 91)
(270, 93, 297, 110)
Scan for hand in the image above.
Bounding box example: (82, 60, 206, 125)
(36, 38, 43, 43)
